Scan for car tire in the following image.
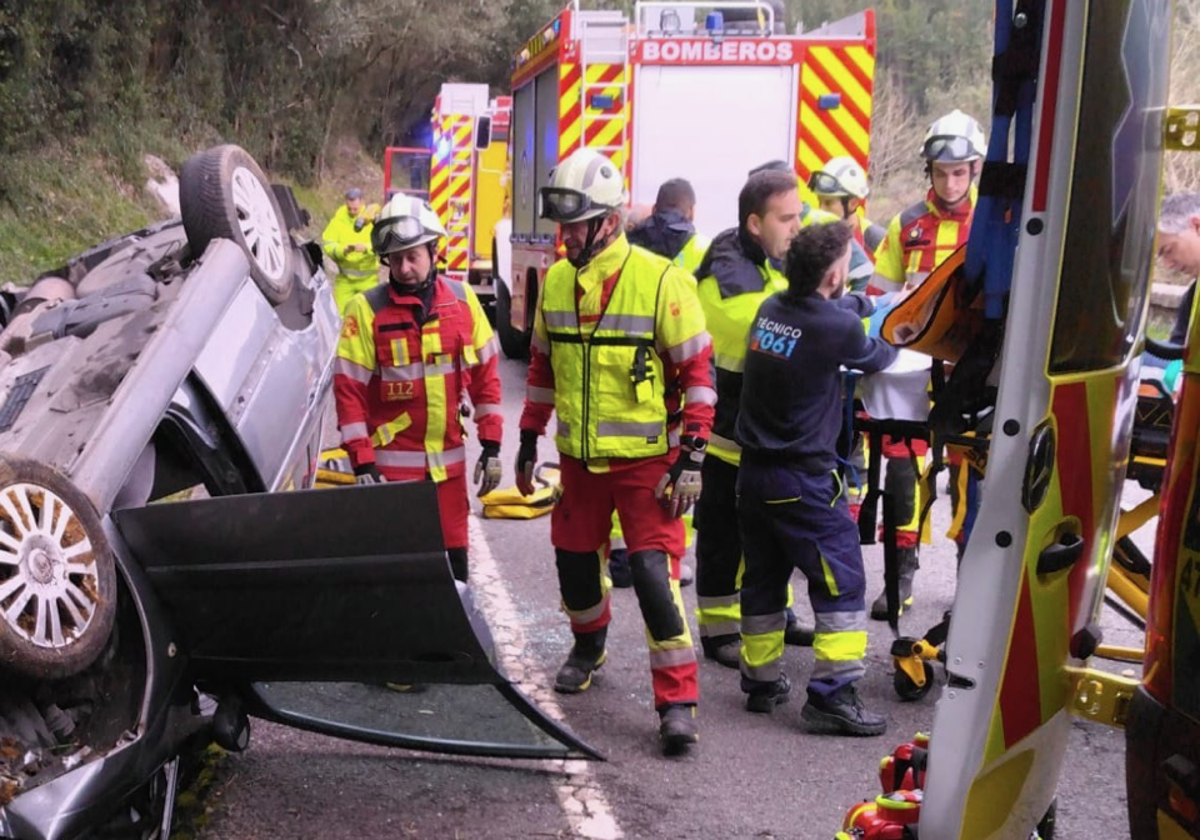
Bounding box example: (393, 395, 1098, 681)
(180, 144, 295, 304)
(495, 281, 529, 360)
(0, 455, 117, 680)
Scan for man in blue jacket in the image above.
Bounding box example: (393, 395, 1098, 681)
(736, 221, 897, 736)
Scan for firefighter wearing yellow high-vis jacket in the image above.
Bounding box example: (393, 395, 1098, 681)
(693, 165, 872, 669)
(515, 148, 715, 756)
(323, 187, 382, 315)
(334, 195, 503, 584)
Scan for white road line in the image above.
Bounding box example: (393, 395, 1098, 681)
(468, 515, 623, 840)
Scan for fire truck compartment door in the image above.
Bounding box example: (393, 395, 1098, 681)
(513, 81, 536, 238)
(534, 66, 560, 238)
(632, 64, 797, 237)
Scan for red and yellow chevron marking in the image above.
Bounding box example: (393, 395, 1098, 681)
(429, 112, 474, 275)
(559, 62, 628, 175)
(796, 44, 875, 204)
(976, 375, 1121, 763)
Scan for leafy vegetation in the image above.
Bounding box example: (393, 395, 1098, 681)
(0, 0, 1196, 283)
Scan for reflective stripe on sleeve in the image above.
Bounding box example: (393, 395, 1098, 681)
(684, 385, 717, 406)
(335, 358, 373, 384)
(527, 384, 556, 404)
(476, 335, 500, 364)
(340, 421, 369, 441)
(665, 331, 712, 364)
(375, 447, 466, 470)
(474, 403, 502, 419)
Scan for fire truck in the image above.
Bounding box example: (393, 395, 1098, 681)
(492, 0, 877, 358)
(383, 83, 511, 301)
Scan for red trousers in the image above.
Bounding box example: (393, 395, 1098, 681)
(551, 453, 697, 709)
(551, 453, 685, 558)
(433, 473, 469, 550)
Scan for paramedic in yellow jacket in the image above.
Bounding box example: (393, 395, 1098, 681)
(323, 187, 381, 314)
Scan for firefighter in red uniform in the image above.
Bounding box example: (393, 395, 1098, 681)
(515, 148, 715, 755)
(865, 109, 985, 618)
(334, 195, 503, 583)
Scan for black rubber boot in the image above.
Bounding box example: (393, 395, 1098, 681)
(744, 673, 791, 714)
(554, 629, 607, 694)
(801, 684, 887, 736)
(447, 547, 469, 584)
(658, 703, 698, 755)
(870, 548, 919, 621)
(700, 634, 741, 669)
(784, 607, 815, 646)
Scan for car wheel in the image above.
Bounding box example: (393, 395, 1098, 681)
(0, 455, 117, 680)
(495, 282, 528, 360)
(180, 144, 295, 304)
(892, 660, 935, 701)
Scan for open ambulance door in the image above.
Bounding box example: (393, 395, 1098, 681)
(919, 1, 1171, 838)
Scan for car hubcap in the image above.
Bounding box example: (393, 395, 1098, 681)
(231, 166, 286, 283)
(0, 483, 101, 649)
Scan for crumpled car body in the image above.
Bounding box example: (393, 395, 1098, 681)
(0, 146, 596, 840)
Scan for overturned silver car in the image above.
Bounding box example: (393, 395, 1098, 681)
(0, 146, 595, 840)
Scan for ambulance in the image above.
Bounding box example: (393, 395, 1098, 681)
(384, 83, 511, 301)
(832, 0, 1185, 837)
(493, 0, 877, 358)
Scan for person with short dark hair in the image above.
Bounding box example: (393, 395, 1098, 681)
(735, 221, 896, 736)
(693, 166, 861, 668)
(627, 177, 711, 277)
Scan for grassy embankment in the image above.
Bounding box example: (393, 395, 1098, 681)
(0, 135, 381, 285)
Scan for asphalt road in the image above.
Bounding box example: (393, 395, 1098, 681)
(196, 356, 1140, 840)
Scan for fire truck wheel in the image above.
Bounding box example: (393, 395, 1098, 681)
(0, 455, 117, 680)
(893, 660, 935, 701)
(495, 282, 529, 360)
(180, 145, 295, 304)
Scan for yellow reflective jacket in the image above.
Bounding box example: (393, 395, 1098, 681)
(535, 236, 710, 462)
(676, 232, 711, 281)
(697, 208, 842, 466)
(322, 205, 380, 279)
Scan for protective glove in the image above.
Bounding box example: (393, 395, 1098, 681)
(354, 463, 386, 485)
(474, 441, 503, 497)
(654, 437, 706, 518)
(515, 429, 538, 496)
